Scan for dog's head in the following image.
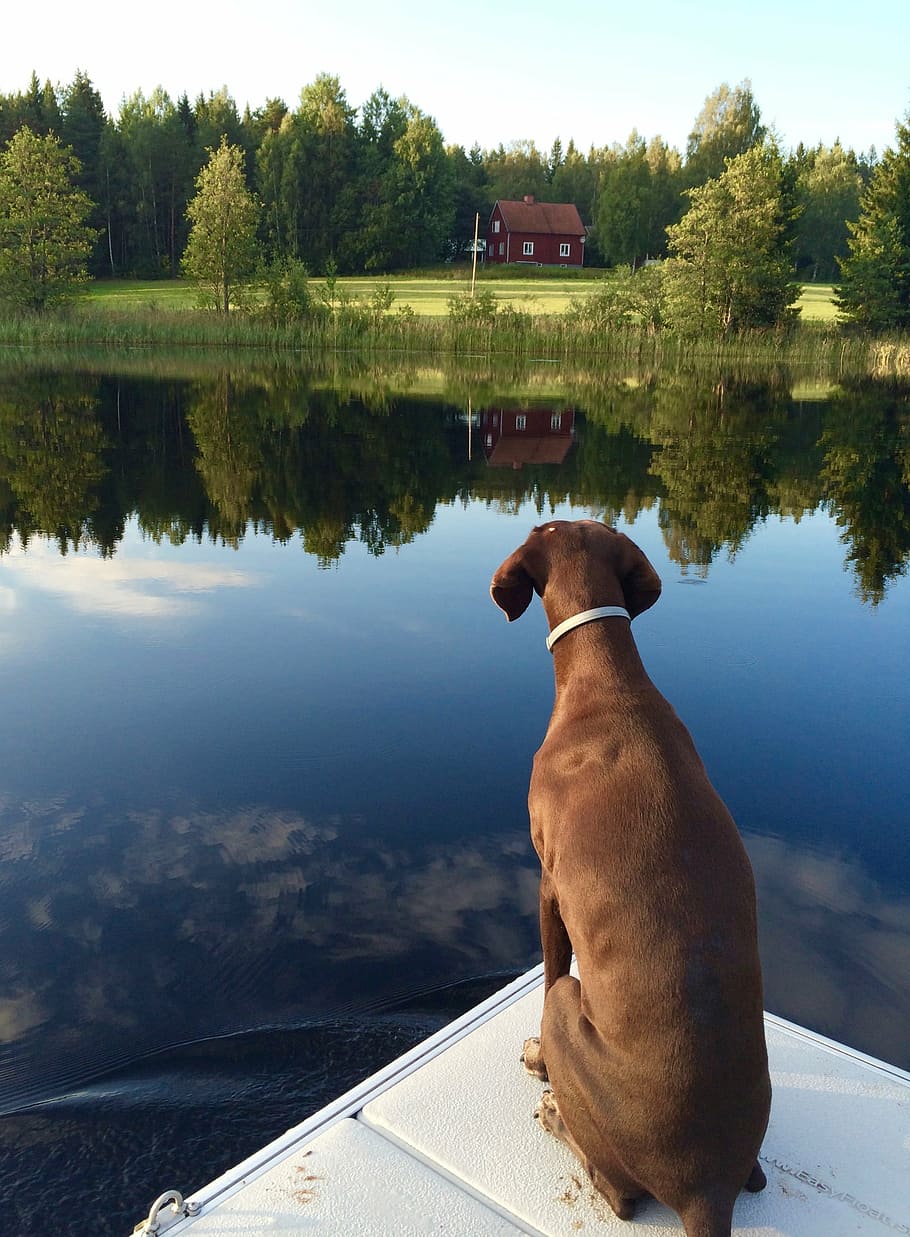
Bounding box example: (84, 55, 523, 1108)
(490, 520, 661, 622)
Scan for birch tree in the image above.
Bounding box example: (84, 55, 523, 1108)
(0, 127, 96, 310)
(183, 138, 261, 313)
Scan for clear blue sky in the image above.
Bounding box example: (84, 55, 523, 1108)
(5, 0, 909, 156)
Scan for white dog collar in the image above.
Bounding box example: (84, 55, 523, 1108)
(546, 606, 631, 652)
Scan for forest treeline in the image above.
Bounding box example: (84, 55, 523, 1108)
(1, 367, 908, 603)
(0, 71, 877, 282)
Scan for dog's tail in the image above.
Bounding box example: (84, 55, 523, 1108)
(679, 1193, 735, 1237)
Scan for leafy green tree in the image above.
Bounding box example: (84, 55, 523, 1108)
(383, 104, 453, 268)
(344, 89, 409, 270)
(183, 138, 261, 313)
(60, 71, 108, 273)
(645, 137, 684, 250)
(193, 87, 245, 155)
(21, 71, 62, 136)
(241, 97, 288, 152)
(794, 143, 862, 282)
(594, 134, 651, 266)
(117, 88, 196, 276)
(484, 140, 548, 203)
(550, 139, 598, 217)
(342, 94, 453, 272)
(0, 127, 96, 310)
(684, 80, 765, 187)
(97, 119, 133, 274)
(546, 137, 564, 183)
(288, 74, 358, 269)
(593, 132, 680, 267)
(446, 142, 489, 260)
(837, 112, 910, 329)
(664, 144, 799, 334)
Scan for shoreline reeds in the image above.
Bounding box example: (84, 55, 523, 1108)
(0, 303, 907, 383)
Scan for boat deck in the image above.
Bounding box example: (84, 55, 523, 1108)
(134, 965, 910, 1236)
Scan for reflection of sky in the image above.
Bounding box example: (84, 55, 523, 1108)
(2, 533, 260, 622)
(0, 790, 541, 1110)
(0, 498, 908, 1115)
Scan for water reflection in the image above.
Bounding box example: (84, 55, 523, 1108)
(0, 791, 540, 1113)
(3, 540, 259, 619)
(0, 362, 908, 1236)
(749, 832, 910, 1069)
(1, 367, 908, 599)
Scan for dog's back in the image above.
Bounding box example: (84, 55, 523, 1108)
(492, 521, 770, 1237)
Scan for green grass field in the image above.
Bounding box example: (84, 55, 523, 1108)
(795, 283, 840, 322)
(83, 276, 840, 321)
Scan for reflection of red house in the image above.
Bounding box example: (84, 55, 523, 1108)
(481, 408, 576, 469)
(486, 197, 586, 266)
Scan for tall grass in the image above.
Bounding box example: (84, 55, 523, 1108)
(0, 295, 904, 382)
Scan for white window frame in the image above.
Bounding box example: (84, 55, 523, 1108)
(493, 219, 500, 234)
(522, 241, 534, 256)
(515, 415, 527, 431)
(550, 414, 562, 430)
(559, 242, 571, 258)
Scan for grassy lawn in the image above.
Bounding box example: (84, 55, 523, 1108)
(795, 283, 840, 322)
(82, 279, 200, 310)
(82, 276, 840, 321)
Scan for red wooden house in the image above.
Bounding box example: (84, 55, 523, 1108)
(485, 197, 587, 267)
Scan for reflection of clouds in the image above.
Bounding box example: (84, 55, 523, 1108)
(0, 992, 45, 1044)
(747, 833, 910, 1068)
(4, 787, 910, 1110)
(3, 538, 258, 619)
(0, 793, 540, 1108)
(0, 792, 538, 967)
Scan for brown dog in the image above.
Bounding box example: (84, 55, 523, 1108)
(491, 520, 770, 1237)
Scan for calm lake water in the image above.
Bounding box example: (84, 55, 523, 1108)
(1, 362, 908, 1235)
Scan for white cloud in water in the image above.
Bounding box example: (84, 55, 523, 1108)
(3, 538, 259, 619)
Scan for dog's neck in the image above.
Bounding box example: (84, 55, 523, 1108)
(546, 606, 630, 652)
(543, 595, 650, 692)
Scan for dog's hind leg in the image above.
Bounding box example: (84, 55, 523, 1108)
(535, 1089, 642, 1221)
(539, 869, 572, 993)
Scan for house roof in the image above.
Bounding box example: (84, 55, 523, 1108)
(494, 199, 586, 237)
(486, 436, 574, 468)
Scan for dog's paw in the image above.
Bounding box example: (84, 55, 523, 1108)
(533, 1088, 561, 1134)
(521, 1036, 549, 1080)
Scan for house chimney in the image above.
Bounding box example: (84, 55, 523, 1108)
(523, 194, 535, 204)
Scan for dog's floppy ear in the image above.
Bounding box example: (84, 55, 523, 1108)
(619, 543, 662, 619)
(490, 547, 535, 622)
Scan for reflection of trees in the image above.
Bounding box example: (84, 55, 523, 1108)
(820, 380, 910, 603)
(186, 374, 265, 541)
(647, 378, 788, 570)
(0, 374, 106, 553)
(0, 366, 908, 600)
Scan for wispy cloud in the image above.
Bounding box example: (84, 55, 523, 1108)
(3, 539, 260, 619)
